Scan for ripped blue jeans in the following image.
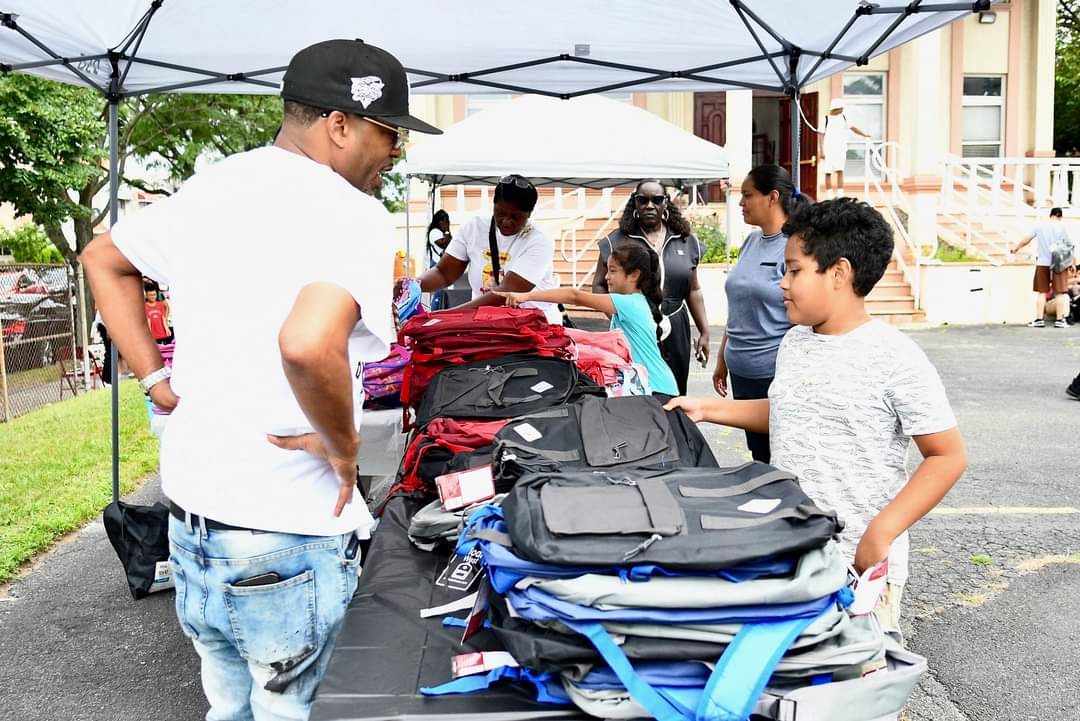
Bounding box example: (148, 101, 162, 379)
(168, 515, 361, 721)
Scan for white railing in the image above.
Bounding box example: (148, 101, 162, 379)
(858, 140, 923, 308)
(942, 156, 1080, 218)
(554, 191, 624, 289)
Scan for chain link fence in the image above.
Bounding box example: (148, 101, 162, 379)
(0, 262, 97, 421)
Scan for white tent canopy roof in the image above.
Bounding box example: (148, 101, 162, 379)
(401, 94, 730, 189)
(0, 1, 986, 98)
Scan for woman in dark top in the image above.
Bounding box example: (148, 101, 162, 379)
(592, 179, 709, 394)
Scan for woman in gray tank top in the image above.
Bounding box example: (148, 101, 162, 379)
(714, 165, 810, 463)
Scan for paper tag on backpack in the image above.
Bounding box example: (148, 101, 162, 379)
(849, 559, 889, 616)
(513, 423, 542, 442)
(452, 651, 518, 678)
(435, 546, 485, 594)
(530, 380, 554, 394)
(437, 465, 495, 511)
(738, 498, 782, 515)
(461, 576, 492, 643)
(148, 560, 175, 594)
(422, 318, 441, 327)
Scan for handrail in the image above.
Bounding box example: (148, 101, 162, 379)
(858, 140, 922, 308)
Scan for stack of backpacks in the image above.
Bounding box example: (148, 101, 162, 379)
(381, 306, 927, 720)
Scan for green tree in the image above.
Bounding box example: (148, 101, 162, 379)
(1056, 1, 1080, 155)
(0, 225, 64, 263)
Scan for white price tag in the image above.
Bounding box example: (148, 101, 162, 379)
(423, 318, 441, 327)
(513, 423, 542, 442)
(737, 498, 782, 515)
(530, 381, 554, 394)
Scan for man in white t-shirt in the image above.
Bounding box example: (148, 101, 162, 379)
(82, 40, 440, 720)
(1011, 207, 1075, 328)
(668, 198, 967, 643)
(418, 174, 562, 323)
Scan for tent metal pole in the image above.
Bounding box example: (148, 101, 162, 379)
(108, 95, 120, 504)
(405, 179, 412, 268)
(789, 54, 801, 192)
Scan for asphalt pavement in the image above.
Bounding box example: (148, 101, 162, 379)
(0, 323, 1077, 721)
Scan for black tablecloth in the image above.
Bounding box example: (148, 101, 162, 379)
(310, 497, 590, 721)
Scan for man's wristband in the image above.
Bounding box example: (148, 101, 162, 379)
(139, 366, 172, 394)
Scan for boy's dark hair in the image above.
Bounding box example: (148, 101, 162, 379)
(746, 164, 813, 217)
(610, 243, 664, 344)
(782, 198, 894, 297)
(494, 175, 538, 213)
(143, 278, 160, 293)
(1050, 207, 1063, 218)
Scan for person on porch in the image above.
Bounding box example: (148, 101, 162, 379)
(818, 98, 872, 198)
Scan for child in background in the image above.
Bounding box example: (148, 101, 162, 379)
(143, 278, 172, 344)
(666, 198, 967, 641)
(498, 244, 679, 396)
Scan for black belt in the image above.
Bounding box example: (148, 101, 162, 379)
(169, 501, 262, 532)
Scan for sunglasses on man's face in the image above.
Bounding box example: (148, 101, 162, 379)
(634, 193, 667, 207)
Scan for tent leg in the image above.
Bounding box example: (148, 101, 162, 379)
(405, 179, 412, 266)
(790, 86, 801, 191)
(108, 97, 120, 504)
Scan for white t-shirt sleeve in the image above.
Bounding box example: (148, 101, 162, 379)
(886, 343, 957, 437)
(505, 227, 554, 287)
(109, 189, 188, 285)
(445, 216, 479, 263)
(317, 196, 396, 350)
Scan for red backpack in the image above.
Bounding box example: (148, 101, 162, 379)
(564, 328, 635, 387)
(399, 306, 573, 429)
(379, 417, 510, 513)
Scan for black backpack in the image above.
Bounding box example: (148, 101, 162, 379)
(415, 353, 602, 428)
(493, 394, 716, 485)
(501, 464, 841, 571)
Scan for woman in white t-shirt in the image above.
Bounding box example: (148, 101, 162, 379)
(418, 174, 562, 323)
(426, 209, 452, 264)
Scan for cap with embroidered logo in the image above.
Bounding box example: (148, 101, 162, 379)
(281, 39, 441, 134)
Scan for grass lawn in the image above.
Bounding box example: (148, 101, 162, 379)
(0, 381, 159, 584)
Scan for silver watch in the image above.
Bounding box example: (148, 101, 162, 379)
(139, 366, 172, 394)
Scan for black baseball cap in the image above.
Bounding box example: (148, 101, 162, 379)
(281, 39, 441, 134)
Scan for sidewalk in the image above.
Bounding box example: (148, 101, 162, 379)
(1, 323, 1077, 720)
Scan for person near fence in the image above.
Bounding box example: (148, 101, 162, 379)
(83, 39, 440, 721)
(712, 165, 809, 463)
(591, 179, 709, 395)
(418, 174, 562, 323)
(142, 278, 172, 344)
(667, 198, 967, 644)
(1010, 207, 1075, 328)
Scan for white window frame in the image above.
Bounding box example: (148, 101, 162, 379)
(840, 71, 886, 179)
(961, 75, 1005, 159)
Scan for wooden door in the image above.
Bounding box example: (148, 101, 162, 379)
(694, 93, 726, 202)
(779, 92, 819, 198)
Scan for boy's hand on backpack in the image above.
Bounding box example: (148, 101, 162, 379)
(664, 396, 705, 422)
(853, 526, 892, 575)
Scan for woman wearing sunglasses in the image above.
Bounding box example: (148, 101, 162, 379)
(418, 174, 562, 323)
(592, 179, 709, 394)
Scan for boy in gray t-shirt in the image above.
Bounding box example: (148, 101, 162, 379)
(667, 198, 967, 638)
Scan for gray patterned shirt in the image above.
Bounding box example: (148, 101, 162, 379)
(769, 320, 957, 584)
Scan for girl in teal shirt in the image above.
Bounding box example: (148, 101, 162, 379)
(499, 244, 678, 396)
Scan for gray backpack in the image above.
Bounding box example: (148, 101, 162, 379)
(1051, 229, 1075, 273)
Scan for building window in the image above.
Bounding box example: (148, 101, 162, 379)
(840, 72, 886, 177)
(961, 75, 1004, 158)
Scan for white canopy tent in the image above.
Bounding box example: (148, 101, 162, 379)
(401, 94, 730, 189)
(0, 0, 988, 495)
